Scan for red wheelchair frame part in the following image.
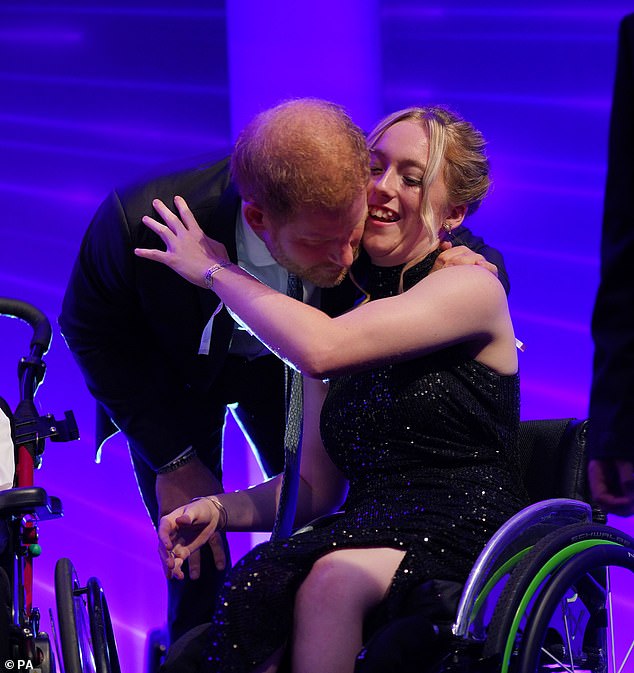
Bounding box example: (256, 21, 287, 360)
(16, 443, 37, 623)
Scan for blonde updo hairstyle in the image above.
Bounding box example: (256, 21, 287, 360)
(366, 106, 491, 246)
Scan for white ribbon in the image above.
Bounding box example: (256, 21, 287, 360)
(198, 302, 225, 355)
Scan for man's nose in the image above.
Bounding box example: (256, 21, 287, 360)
(329, 241, 355, 268)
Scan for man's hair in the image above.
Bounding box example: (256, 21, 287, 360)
(366, 106, 491, 243)
(231, 98, 369, 222)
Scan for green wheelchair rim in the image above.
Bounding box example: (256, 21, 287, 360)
(500, 538, 620, 673)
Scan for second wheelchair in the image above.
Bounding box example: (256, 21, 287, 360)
(0, 297, 120, 673)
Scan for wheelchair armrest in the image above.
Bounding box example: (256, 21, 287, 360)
(0, 486, 63, 520)
(452, 498, 592, 639)
(293, 511, 345, 535)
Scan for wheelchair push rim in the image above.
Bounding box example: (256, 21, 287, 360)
(480, 522, 634, 673)
(517, 544, 634, 673)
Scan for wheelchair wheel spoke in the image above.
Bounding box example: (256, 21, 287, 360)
(607, 569, 616, 673)
(561, 596, 576, 672)
(538, 644, 577, 672)
(607, 566, 634, 673)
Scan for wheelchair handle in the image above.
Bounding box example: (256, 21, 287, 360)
(0, 297, 53, 355)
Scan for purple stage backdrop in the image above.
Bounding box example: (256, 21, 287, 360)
(1, 2, 634, 671)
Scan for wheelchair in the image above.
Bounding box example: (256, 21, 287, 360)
(152, 421, 633, 672)
(354, 418, 634, 673)
(0, 297, 120, 673)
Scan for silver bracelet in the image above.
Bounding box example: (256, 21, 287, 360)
(191, 496, 228, 532)
(204, 261, 233, 290)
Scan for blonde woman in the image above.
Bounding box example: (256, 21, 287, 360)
(137, 106, 527, 673)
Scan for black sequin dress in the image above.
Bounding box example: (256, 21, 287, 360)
(202, 255, 528, 672)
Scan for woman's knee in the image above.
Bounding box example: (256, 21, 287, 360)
(300, 554, 357, 605)
(296, 550, 398, 616)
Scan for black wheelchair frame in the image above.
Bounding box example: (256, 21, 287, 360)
(0, 297, 120, 673)
(354, 419, 634, 673)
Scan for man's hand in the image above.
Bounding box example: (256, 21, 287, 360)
(432, 241, 499, 276)
(588, 458, 634, 517)
(156, 455, 227, 578)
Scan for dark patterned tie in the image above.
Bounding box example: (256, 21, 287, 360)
(271, 273, 304, 540)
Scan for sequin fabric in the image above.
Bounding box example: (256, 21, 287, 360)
(200, 256, 527, 672)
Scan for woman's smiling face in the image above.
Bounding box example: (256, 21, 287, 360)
(363, 120, 450, 267)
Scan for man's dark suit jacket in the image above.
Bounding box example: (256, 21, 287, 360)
(60, 156, 509, 473)
(588, 14, 634, 461)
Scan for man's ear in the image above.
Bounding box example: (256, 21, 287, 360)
(243, 202, 267, 237)
(444, 204, 468, 230)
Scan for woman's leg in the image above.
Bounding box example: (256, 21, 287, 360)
(292, 547, 406, 673)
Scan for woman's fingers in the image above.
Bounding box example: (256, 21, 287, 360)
(139, 214, 172, 246)
(137, 203, 186, 262)
(151, 198, 185, 232)
(140, 196, 203, 240)
(170, 558, 185, 580)
(140, 214, 166, 232)
(134, 244, 169, 263)
(157, 526, 195, 580)
(157, 515, 178, 548)
(149, 195, 202, 236)
(157, 499, 227, 579)
(174, 195, 203, 233)
(158, 539, 182, 579)
(136, 195, 227, 288)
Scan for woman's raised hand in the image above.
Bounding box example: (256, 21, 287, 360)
(135, 196, 230, 289)
(158, 496, 225, 580)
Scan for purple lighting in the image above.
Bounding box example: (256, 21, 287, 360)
(0, 30, 83, 43)
(1, 0, 634, 670)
